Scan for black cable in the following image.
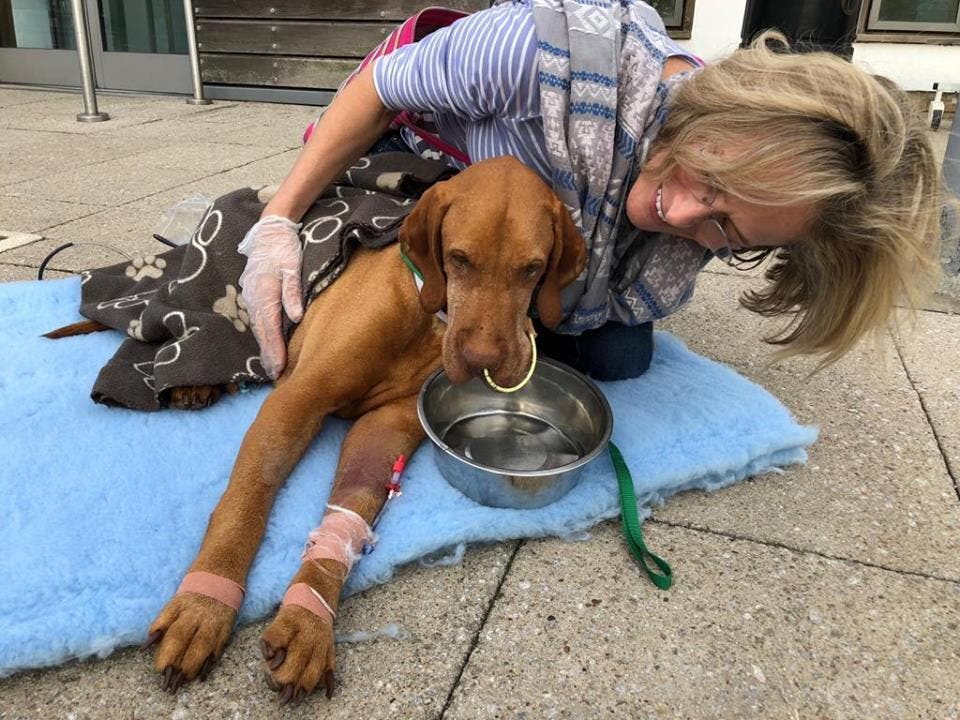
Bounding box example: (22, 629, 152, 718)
(37, 243, 74, 280)
(152, 233, 177, 248)
(36, 234, 175, 280)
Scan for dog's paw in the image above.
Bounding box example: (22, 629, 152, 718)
(145, 592, 236, 693)
(261, 605, 336, 705)
(165, 383, 238, 410)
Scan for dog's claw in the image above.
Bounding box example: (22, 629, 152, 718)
(279, 684, 295, 706)
(161, 666, 174, 692)
(263, 669, 280, 691)
(260, 639, 275, 661)
(199, 655, 215, 682)
(268, 647, 286, 670)
(324, 669, 336, 699)
(170, 670, 186, 694)
(141, 629, 163, 650)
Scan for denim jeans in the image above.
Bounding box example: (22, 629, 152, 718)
(535, 320, 654, 381)
(368, 130, 413, 155)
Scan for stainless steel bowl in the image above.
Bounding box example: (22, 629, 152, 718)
(417, 358, 613, 509)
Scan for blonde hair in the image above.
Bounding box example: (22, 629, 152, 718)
(651, 32, 944, 367)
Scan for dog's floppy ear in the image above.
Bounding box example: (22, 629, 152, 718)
(537, 200, 587, 328)
(399, 181, 452, 314)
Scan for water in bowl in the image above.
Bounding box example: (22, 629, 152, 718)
(441, 411, 583, 472)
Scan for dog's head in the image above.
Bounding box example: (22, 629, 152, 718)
(399, 156, 586, 386)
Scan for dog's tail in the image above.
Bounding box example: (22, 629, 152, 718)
(43, 319, 110, 339)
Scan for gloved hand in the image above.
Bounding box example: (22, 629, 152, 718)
(238, 215, 304, 380)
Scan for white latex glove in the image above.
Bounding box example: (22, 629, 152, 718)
(238, 215, 304, 380)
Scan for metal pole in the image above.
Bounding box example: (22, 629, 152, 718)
(70, 0, 108, 122)
(183, 0, 211, 105)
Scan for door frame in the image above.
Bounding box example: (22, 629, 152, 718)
(90, 0, 191, 92)
(0, 0, 191, 93)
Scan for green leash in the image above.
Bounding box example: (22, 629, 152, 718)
(608, 442, 673, 590)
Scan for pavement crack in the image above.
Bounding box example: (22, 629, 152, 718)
(890, 332, 959, 502)
(438, 540, 522, 720)
(650, 517, 960, 584)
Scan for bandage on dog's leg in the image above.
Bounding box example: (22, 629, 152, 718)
(281, 504, 375, 621)
(176, 571, 245, 611)
(281, 583, 336, 625)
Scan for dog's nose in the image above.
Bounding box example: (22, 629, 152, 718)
(460, 341, 501, 377)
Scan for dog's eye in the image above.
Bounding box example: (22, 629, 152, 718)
(448, 251, 471, 272)
(522, 262, 544, 280)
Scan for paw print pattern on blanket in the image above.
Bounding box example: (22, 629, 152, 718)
(213, 284, 250, 332)
(125, 255, 167, 281)
(127, 317, 145, 341)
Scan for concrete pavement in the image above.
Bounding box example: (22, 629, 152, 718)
(1, 88, 958, 720)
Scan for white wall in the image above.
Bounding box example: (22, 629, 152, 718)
(851, 42, 960, 92)
(675, 0, 959, 92)
(676, 0, 747, 62)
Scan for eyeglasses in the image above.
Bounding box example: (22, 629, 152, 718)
(678, 175, 773, 271)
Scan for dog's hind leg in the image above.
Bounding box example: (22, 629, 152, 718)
(260, 396, 425, 704)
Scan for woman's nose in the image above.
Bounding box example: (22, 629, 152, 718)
(664, 183, 713, 229)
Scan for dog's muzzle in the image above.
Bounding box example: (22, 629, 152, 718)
(483, 331, 537, 393)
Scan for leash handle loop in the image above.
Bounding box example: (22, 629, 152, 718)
(609, 442, 673, 590)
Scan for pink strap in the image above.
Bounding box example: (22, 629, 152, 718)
(281, 582, 335, 625)
(176, 571, 245, 611)
(303, 6, 473, 164)
(395, 114, 472, 165)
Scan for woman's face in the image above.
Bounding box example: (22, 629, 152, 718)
(625, 149, 814, 254)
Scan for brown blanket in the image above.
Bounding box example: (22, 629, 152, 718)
(78, 153, 455, 410)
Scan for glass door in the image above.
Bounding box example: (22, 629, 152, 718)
(92, 0, 191, 92)
(0, 0, 191, 93)
(0, 0, 82, 85)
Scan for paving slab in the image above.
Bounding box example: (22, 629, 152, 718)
(0, 543, 516, 720)
(0, 93, 228, 135)
(0, 87, 66, 108)
(444, 522, 960, 720)
(2, 137, 292, 208)
(0, 194, 103, 235)
(122, 141, 288, 175)
(894, 309, 960, 491)
(0, 150, 298, 272)
(0, 262, 70, 282)
(1, 156, 206, 207)
(110, 105, 319, 150)
(0, 131, 171, 187)
(658, 272, 960, 580)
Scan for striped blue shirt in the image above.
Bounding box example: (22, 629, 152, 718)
(372, 1, 694, 182)
(372, 2, 551, 179)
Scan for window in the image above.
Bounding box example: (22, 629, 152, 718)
(866, 0, 960, 32)
(650, 0, 684, 28)
(647, 0, 695, 37)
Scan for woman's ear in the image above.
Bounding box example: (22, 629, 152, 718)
(399, 182, 452, 314)
(537, 201, 586, 328)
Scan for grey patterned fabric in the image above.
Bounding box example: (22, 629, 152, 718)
(532, 0, 708, 333)
(78, 153, 456, 410)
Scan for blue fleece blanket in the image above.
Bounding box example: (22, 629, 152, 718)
(0, 278, 817, 676)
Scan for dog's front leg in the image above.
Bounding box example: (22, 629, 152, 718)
(146, 381, 331, 692)
(260, 396, 425, 705)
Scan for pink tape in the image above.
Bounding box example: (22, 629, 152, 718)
(176, 571, 245, 611)
(281, 582, 335, 625)
(302, 505, 375, 577)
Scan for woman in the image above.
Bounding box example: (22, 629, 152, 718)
(237, 0, 942, 382)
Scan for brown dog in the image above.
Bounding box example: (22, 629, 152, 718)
(135, 155, 586, 703)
